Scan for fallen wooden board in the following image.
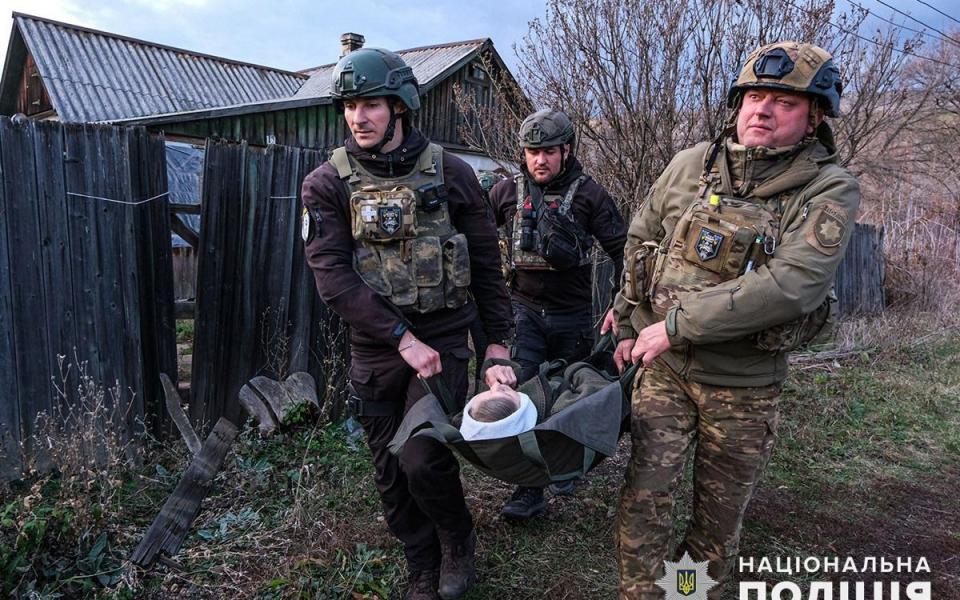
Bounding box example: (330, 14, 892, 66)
(240, 372, 319, 435)
(130, 417, 238, 567)
(159, 373, 201, 455)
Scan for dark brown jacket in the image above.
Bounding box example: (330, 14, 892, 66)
(488, 158, 626, 314)
(302, 128, 512, 349)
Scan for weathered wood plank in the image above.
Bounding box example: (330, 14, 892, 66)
(159, 373, 201, 455)
(0, 119, 22, 481)
(0, 117, 52, 445)
(130, 417, 239, 567)
(133, 129, 177, 437)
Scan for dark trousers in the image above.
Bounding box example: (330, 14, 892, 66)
(511, 302, 595, 384)
(349, 331, 473, 570)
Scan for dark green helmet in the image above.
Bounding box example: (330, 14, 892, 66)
(331, 48, 420, 111)
(728, 41, 842, 117)
(518, 109, 575, 149)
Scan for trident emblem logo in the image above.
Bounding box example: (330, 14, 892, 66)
(655, 552, 717, 600)
(677, 569, 696, 596)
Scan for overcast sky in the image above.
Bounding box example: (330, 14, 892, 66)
(0, 0, 957, 77)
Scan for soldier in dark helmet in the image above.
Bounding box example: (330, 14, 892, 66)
(487, 108, 627, 520)
(300, 47, 513, 600)
(609, 42, 860, 599)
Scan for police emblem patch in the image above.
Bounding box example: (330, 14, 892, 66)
(301, 208, 312, 242)
(814, 208, 844, 248)
(655, 552, 718, 600)
(695, 228, 724, 261)
(806, 202, 846, 255)
(379, 206, 402, 235)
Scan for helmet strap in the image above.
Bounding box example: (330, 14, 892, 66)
(369, 103, 399, 155)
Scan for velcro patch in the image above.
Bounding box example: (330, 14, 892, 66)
(805, 203, 847, 255)
(301, 207, 313, 243)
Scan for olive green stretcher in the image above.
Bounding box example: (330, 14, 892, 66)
(388, 337, 639, 488)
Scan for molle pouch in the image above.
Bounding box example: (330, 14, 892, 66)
(412, 236, 444, 313)
(354, 247, 391, 296)
(417, 183, 448, 213)
(350, 187, 418, 242)
(623, 242, 659, 304)
(381, 251, 417, 307)
(443, 233, 471, 308)
(755, 291, 834, 353)
(682, 216, 756, 278)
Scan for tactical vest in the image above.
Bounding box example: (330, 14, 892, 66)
(511, 174, 592, 271)
(626, 141, 833, 353)
(331, 144, 471, 315)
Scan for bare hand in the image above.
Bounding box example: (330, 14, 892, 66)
(483, 343, 510, 362)
(484, 365, 517, 388)
(398, 331, 442, 378)
(600, 308, 616, 336)
(614, 338, 635, 373)
(629, 321, 671, 367)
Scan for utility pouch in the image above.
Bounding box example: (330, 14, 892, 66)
(755, 291, 835, 353)
(623, 241, 659, 305)
(350, 186, 418, 242)
(418, 183, 447, 213)
(537, 208, 589, 271)
(442, 233, 471, 308)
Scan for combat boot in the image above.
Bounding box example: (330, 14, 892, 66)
(404, 568, 440, 600)
(501, 486, 546, 520)
(437, 529, 476, 599)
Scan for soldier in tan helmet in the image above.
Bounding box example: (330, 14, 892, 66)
(606, 41, 860, 598)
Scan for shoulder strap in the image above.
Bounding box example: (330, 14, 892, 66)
(329, 147, 357, 182)
(558, 175, 588, 217)
(514, 173, 526, 210)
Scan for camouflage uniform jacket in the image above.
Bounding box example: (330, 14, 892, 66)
(613, 125, 860, 387)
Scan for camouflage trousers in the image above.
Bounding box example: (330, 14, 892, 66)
(616, 361, 781, 600)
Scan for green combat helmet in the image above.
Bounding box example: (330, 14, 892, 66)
(518, 109, 575, 150)
(331, 48, 420, 152)
(331, 47, 420, 111)
(727, 41, 842, 117)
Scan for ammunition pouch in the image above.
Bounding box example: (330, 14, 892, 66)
(334, 144, 471, 315)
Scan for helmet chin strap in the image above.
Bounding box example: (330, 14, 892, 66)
(368, 103, 398, 155)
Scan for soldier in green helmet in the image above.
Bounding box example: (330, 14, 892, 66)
(607, 42, 860, 598)
(488, 108, 627, 519)
(301, 47, 513, 600)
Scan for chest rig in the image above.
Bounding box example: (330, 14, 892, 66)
(331, 144, 471, 315)
(510, 174, 592, 271)
(623, 141, 833, 352)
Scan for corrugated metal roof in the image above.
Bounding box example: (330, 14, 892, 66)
(293, 39, 486, 100)
(13, 13, 307, 123)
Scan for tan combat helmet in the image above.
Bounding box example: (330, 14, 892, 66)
(727, 41, 842, 117)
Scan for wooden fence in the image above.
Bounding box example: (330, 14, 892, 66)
(0, 119, 176, 480)
(172, 247, 198, 300)
(835, 223, 885, 315)
(189, 140, 347, 430)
